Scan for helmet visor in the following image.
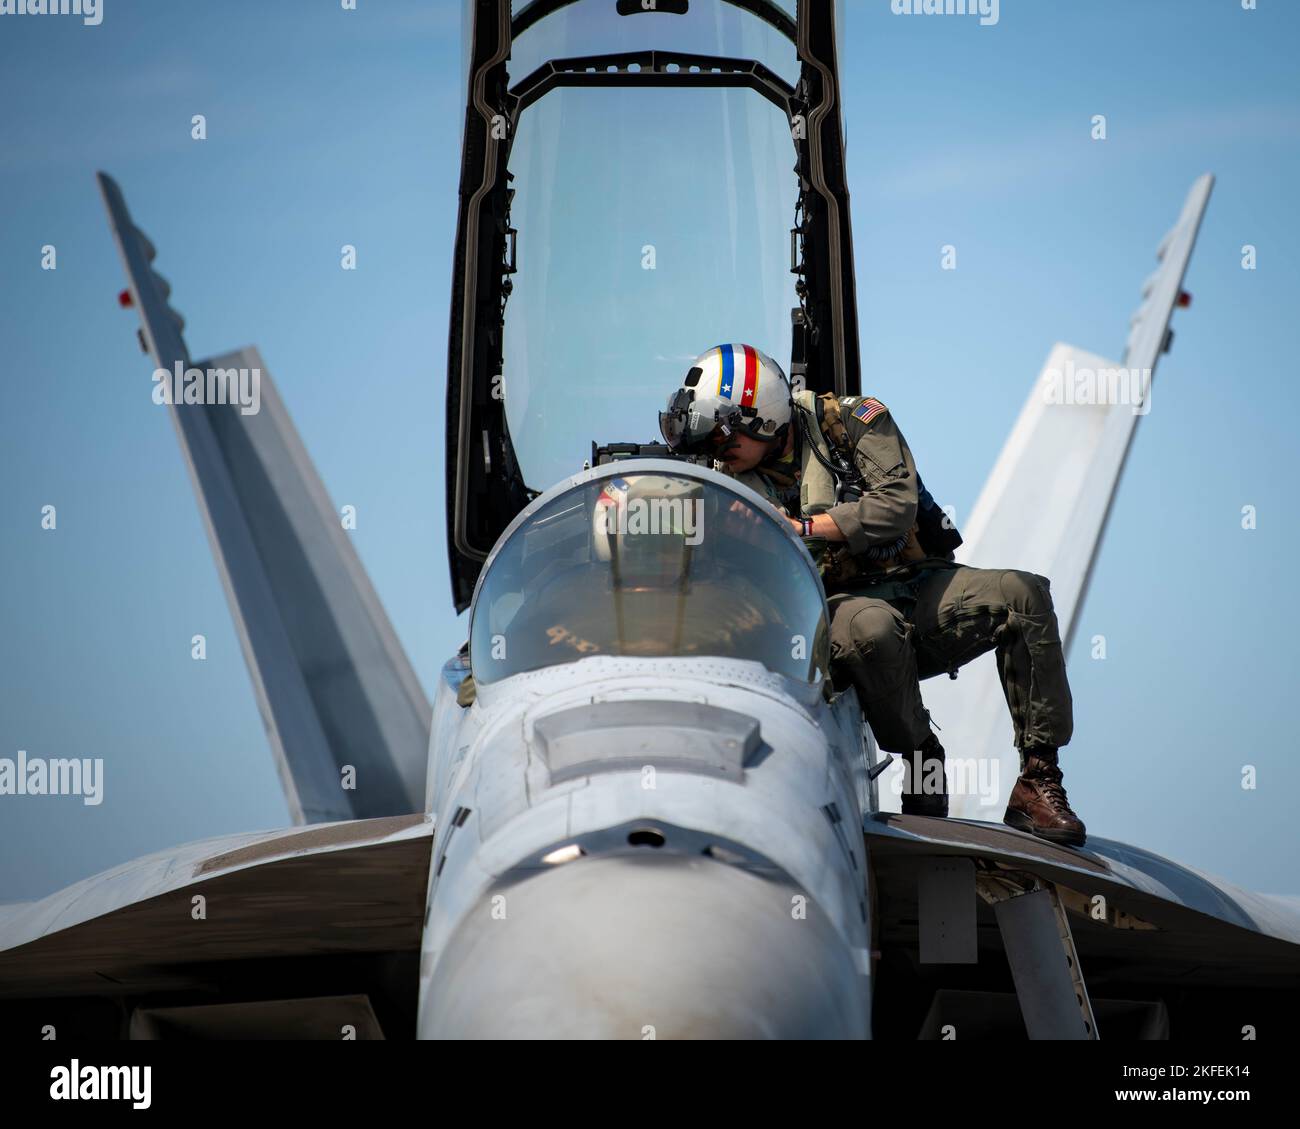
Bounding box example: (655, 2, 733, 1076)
(658, 388, 714, 451)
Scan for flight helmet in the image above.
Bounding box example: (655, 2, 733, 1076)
(659, 344, 793, 455)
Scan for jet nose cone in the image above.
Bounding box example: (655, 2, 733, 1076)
(421, 855, 868, 1039)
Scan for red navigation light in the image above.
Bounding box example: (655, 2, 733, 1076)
(1176, 290, 1192, 308)
(117, 289, 134, 308)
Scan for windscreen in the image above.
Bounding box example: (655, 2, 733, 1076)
(501, 1, 800, 492)
(470, 470, 829, 683)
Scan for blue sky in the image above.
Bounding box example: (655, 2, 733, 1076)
(1, 0, 1297, 902)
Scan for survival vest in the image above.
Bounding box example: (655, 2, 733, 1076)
(756, 391, 962, 578)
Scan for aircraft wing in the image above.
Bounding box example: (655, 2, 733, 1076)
(0, 815, 432, 1038)
(899, 175, 1214, 819)
(2, 809, 1294, 1039)
(864, 813, 1300, 1038)
(97, 172, 431, 825)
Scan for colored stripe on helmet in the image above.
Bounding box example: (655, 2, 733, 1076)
(717, 344, 736, 400)
(740, 345, 758, 408)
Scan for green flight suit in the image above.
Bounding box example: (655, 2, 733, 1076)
(730, 397, 1074, 756)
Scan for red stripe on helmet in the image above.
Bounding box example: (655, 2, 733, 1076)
(741, 345, 758, 408)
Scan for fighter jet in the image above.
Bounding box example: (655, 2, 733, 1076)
(2, 0, 1296, 1040)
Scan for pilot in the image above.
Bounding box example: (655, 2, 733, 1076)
(659, 344, 1087, 846)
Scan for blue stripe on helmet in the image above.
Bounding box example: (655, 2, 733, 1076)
(719, 343, 734, 400)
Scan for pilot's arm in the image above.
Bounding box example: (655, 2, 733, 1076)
(819, 398, 919, 553)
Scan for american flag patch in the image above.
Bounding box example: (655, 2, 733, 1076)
(853, 397, 887, 425)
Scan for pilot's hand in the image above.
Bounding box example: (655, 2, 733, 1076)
(728, 498, 791, 519)
(725, 498, 780, 547)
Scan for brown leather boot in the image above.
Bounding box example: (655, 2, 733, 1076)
(1003, 747, 1086, 846)
(900, 734, 948, 818)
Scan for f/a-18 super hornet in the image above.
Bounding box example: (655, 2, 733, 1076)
(2, 0, 1297, 1040)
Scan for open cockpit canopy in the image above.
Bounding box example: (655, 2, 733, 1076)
(448, 0, 858, 610)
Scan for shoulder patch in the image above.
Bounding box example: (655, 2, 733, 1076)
(852, 397, 887, 425)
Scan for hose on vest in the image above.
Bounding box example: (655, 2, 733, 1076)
(796, 403, 864, 492)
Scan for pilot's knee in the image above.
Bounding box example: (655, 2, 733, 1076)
(998, 569, 1053, 613)
(846, 604, 908, 660)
